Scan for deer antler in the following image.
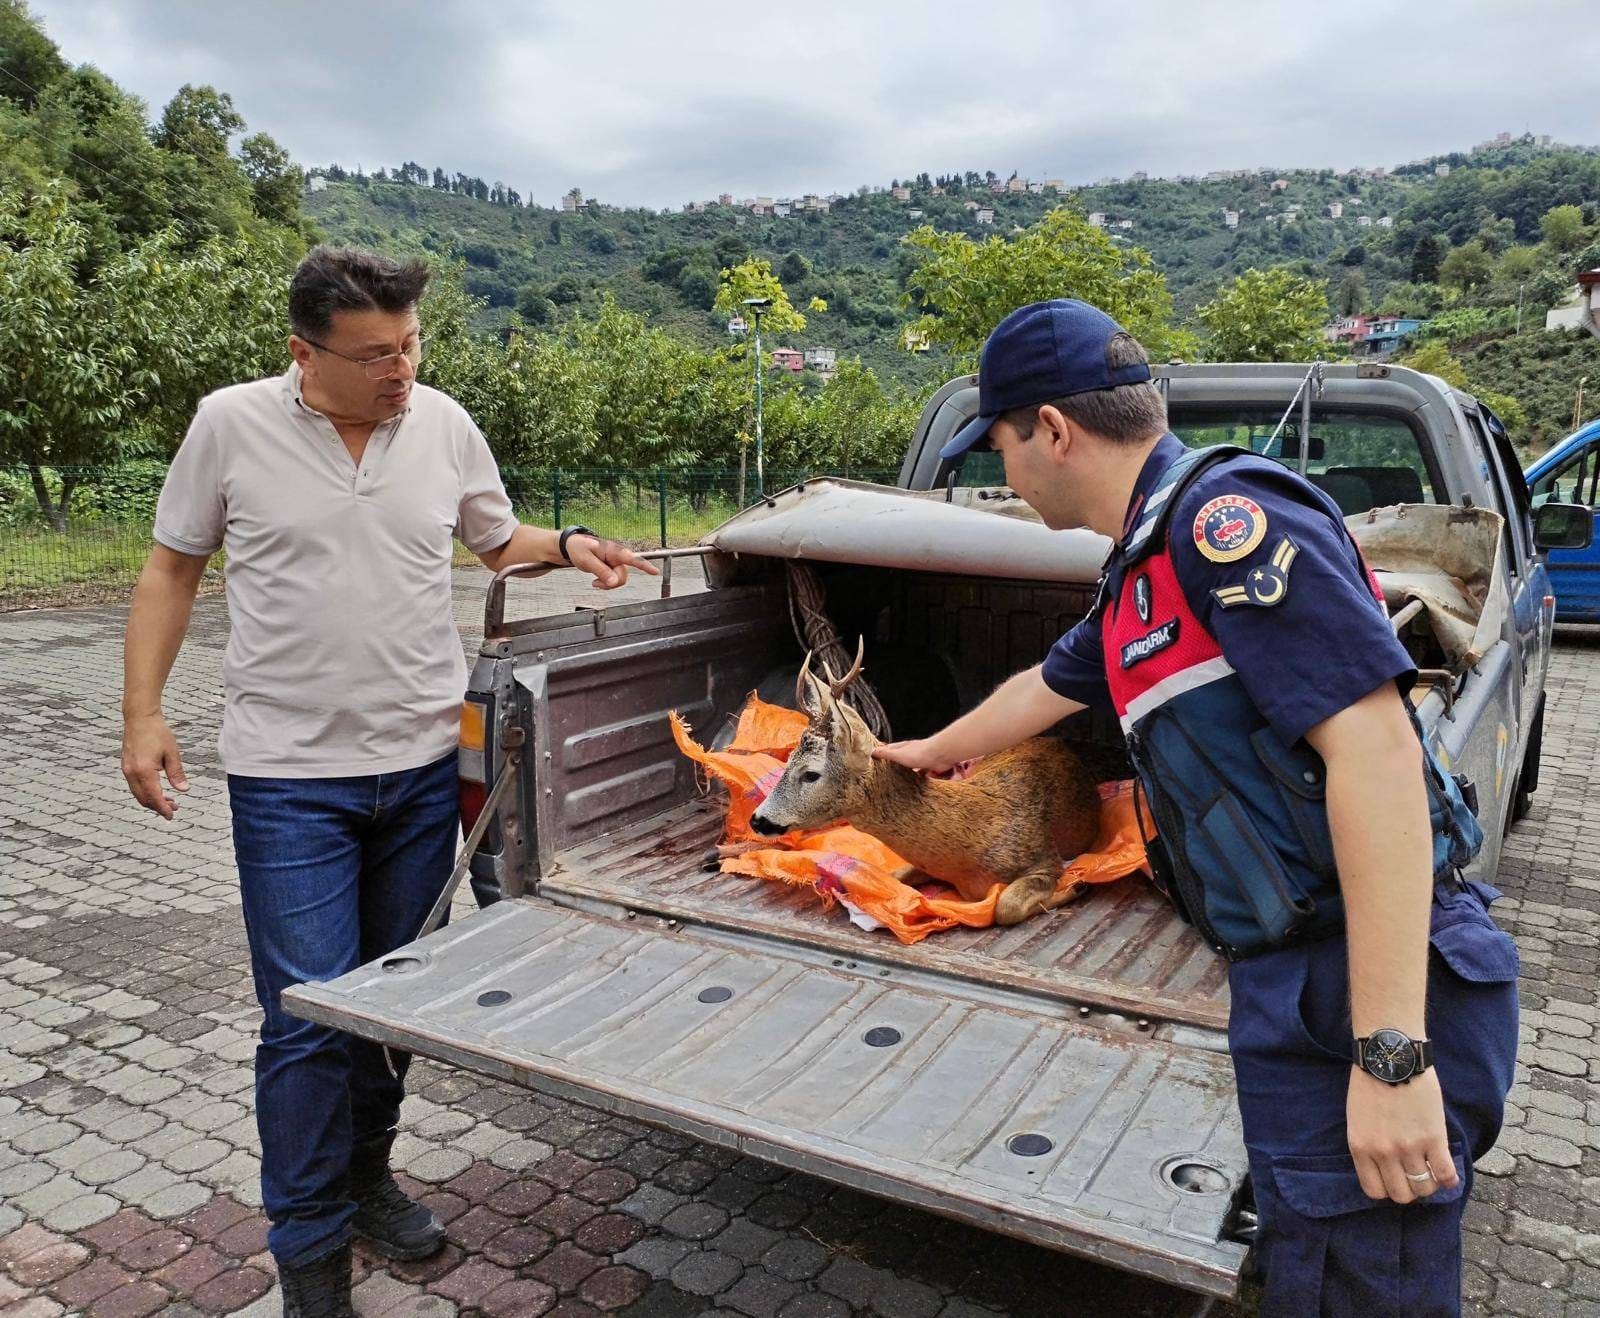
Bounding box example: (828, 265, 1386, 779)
(820, 636, 865, 700)
(796, 649, 832, 719)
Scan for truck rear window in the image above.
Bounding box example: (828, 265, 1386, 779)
(1169, 408, 1438, 515)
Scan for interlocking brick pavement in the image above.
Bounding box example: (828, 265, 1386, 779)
(2, 565, 1599, 1315)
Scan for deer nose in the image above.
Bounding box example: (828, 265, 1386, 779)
(750, 812, 787, 837)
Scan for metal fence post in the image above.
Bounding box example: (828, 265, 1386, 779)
(657, 469, 668, 548)
(552, 467, 562, 528)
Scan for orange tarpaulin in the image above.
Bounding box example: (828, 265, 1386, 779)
(670, 696, 1150, 945)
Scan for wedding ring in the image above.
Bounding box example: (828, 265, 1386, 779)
(1405, 1168, 1435, 1184)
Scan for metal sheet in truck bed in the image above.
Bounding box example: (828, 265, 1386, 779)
(539, 799, 1232, 1031)
(284, 898, 1249, 1297)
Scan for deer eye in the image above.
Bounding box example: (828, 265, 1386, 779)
(798, 770, 822, 784)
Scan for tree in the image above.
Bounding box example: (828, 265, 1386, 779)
(238, 131, 303, 225)
(1335, 270, 1366, 316)
(1195, 267, 1329, 363)
(1409, 233, 1444, 284)
(902, 207, 1193, 361)
(779, 250, 812, 284)
(713, 258, 808, 334)
(1439, 239, 1493, 292)
(153, 84, 244, 160)
(0, 0, 66, 109)
(0, 187, 294, 527)
(1540, 203, 1587, 254)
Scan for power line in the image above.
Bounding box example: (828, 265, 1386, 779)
(0, 63, 309, 238)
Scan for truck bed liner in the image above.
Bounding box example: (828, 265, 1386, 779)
(538, 799, 1231, 1032)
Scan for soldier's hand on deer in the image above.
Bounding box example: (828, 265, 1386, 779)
(750, 642, 1100, 925)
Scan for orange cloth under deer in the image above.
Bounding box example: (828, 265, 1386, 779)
(669, 696, 1149, 945)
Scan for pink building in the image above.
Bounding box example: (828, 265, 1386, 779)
(770, 348, 804, 373)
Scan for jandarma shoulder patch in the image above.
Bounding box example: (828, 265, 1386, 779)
(1212, 537, 1299, 609)
(1193, 493, 1267, 563)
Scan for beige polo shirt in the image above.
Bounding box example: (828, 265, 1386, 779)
(154, 365, 519, 778)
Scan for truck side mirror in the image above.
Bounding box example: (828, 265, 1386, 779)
(1534, 502, 1594, 551)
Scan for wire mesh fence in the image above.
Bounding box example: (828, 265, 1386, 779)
(1, 463, 902, 610)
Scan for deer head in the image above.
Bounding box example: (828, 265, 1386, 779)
(750, 639, 877, 836)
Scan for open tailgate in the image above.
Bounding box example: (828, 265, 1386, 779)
(283, 899, 1249, 1298)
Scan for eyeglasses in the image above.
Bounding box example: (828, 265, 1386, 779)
(301, 335, 425, 380)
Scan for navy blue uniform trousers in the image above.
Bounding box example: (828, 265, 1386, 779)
(1228, 879, 1519, 1317)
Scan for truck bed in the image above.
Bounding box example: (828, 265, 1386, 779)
(540, 799, 1231, 1031)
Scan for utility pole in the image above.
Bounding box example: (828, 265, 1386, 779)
(743, 297, 772, 500)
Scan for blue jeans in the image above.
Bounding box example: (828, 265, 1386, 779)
(1228, 879, 1519, 1316)
(229, 751, 462, 1267)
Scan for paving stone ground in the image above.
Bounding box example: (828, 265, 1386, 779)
(2, 566, 1598, 1316)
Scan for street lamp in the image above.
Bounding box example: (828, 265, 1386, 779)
(743, 297, 772, 498)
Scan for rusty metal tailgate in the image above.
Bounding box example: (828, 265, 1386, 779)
(284, 898, 1249, 1298)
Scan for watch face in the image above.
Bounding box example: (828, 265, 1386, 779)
(1363, 1029, 1418, 1083)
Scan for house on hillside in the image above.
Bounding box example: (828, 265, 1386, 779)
(561, 189, 584, 211)
(1376, 215, 1394, 229)
(770, 348, 804, 373)
(773, 202, 791, 217)
(1044, 178, 1065, 192)
(1545, 269, 1600, 338)
(719, 193, 734, 206)
(1435, 163, 1451, 177)
(727, 316, 747, 335)
(891, 185, 911, 202)
(307, 175, 328, 193)
(1088, 212, 1107, 227)
(1355, 215, 1373, 228)
(804, 347, 837, 372)
(1115, 218, 1134, 230)
(1007, 177, 1028, 193)
(1324, 314, 1370, 345)
(975, 208, 995, 225)
(1326, 201, 1343, 219)
(1222, 209, 1239, 228)
(1028, 181, 1044, 194)
(684, 201, 705, 213)
(907, 208, 923, 220)
(1357, 315, 1426, 357)
(1270, 178, 1289, 192)
(964, 200, 982, 212)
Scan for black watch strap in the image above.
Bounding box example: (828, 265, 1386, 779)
(558, 525, 597, 563)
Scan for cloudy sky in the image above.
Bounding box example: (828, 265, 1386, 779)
(27, 1, 1600, 210)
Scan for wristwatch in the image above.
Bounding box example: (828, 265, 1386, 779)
(1353, 1029, 1434, 1085)
(557, 524, 597, 563)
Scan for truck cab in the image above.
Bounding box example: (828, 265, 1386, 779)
(285, 362, 1566, 1304)
(1526, 417, 1600, 621)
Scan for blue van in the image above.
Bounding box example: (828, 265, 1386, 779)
(1526, 417, 1600, 621)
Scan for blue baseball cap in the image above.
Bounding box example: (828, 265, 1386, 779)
(940, 299, 1151, 459)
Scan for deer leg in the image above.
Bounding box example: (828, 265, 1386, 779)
(703, 840, 770, 870)
(994, 863, 1072, 926)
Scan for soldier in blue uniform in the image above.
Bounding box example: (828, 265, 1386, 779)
(878, 300, 1519, 1316)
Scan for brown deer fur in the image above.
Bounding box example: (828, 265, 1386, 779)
(747, 645, 1100, 925)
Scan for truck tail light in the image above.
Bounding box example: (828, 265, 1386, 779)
(459, 696, 491, 835)
(459, 699, 487, 755)
(459, 778, 487, 834)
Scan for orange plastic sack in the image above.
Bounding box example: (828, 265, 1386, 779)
(670, 696, 1150, 945)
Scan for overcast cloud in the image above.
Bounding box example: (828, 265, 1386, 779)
(26, 0, 1600, 210)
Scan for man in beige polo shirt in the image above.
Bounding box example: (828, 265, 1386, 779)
(120, 245, 652, 1316)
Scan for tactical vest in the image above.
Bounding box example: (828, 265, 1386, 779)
(1100, 445, 1484, 960)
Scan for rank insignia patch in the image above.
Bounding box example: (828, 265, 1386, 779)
(1133, 573, 1152, 623)
(1212, 537, 1299, 609)
(1193, 494, 1267, 563)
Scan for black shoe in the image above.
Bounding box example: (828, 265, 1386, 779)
(351, 1168, 446, 1261)
(280, 1241, 354, 1318)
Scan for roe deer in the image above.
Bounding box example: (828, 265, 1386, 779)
(744, 642, 1101, 925)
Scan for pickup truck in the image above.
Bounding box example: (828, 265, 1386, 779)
(285, 362, 1584, 1304)
(1527, 415, 1600, 620)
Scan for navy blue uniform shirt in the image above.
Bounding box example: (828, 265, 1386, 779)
(1043, 434, 1417, 745)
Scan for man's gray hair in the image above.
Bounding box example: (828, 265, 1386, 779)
(1002, 331, 1166, 445)
(289, 245, 431, 340)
